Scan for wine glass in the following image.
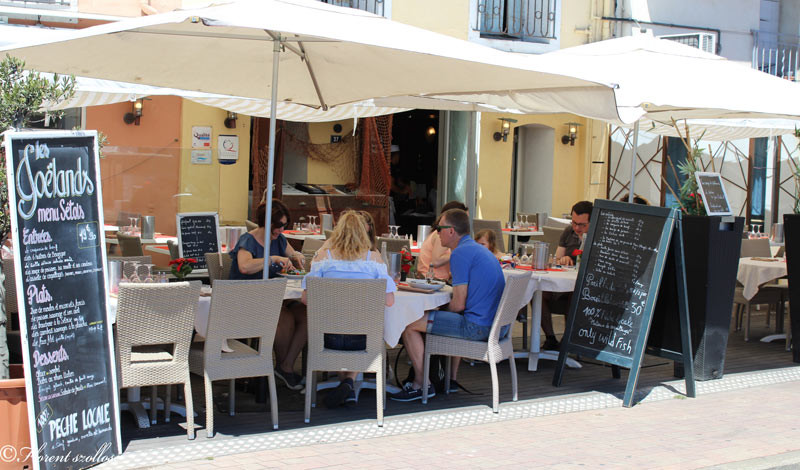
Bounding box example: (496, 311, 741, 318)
(143, 264, 156, 283)
(128, 262, 141, 283)
(309, 215, 318, 233)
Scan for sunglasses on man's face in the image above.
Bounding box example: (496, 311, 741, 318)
(435, 225, 453, 233)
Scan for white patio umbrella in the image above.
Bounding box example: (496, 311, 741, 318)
(428, 35, 800, 201)
(1, 0, 617, 275)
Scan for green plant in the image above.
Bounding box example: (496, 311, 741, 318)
(169, 258, 197, 280)
(663, 119, 709, 216)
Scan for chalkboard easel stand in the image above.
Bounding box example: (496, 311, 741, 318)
(552, 202, 696, 408)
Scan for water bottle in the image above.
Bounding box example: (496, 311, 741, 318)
(426, 263, 435, 282)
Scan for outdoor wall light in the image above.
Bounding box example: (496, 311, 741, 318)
(224, 111, 238, 129)
(426, 126, 436, 136)
(493, 117, 517, 142)
(562, 122, 581, 146)
(123, 98, 145, 125)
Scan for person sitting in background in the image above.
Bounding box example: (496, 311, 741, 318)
(417, 200, 468, 280)
(229, 199, 308, 390)
(475, 229, 503, 260)
(541, 200, 593, 351)
(301, 210, 396, 408)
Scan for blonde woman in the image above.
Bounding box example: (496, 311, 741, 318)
(301, 211, 396, 408)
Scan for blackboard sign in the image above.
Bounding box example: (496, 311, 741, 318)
(695, 172, 732, 216)
(553, 199, 695, 407)
(176, 212, 220, 271)
(4, 131, 121, 468)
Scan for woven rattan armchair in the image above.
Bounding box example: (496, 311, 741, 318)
(377, 237, 410, 254)
(116, 282, 201, 439)
(304, 277, 387, 426)
(116, 232, 144, 257)
(422, 271, 530, 413)
(189, 279, 286, 436)
(472, 219, 505, 252)
(205, 252, 233, 285)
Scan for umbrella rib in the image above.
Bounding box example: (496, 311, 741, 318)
(266, 30, 328, 110)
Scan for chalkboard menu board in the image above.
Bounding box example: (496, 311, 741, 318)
(176, 212, 220, 271)
(4, 131, 121, 468)
(553, 199, 695, 407)
(695, 172, 732, 216)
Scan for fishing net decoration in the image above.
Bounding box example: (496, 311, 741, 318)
(358, 115, 392, 207)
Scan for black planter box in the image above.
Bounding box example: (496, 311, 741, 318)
(649, 215, 744, 380)
(783, 214, 800, 363)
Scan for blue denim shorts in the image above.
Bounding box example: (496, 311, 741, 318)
(427, 311, 509, 341)
(323, 333, 366, 351)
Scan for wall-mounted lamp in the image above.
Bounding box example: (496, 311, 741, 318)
(561, 122, 581, 146)
(426, 126, 436, 136)
(123, 98, 145, 125)
(493, 117, 518, 142)
(224, 111, 238, 129)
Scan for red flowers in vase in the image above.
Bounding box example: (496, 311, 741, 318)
(168, 257, 197, 280)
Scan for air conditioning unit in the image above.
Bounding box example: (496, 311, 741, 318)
(659, 32, 717, 54)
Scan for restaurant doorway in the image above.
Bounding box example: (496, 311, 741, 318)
(390, 109, 440, 235)
(511, 124, 555, 221)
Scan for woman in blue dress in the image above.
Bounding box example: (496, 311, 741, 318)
(301, 210, 396, 408)
(229, 199, 307, 390)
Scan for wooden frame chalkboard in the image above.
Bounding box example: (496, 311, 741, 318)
(4, 130, 122, 468)
(176, 212, 220, 272)
(552, 199, 696, 407)
(695, 172, 732, 216)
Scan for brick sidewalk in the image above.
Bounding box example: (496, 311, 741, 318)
(146, 380, 800, 470)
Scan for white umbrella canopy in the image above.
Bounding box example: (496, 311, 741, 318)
(0, 0, 616, 111)
(2, 0, 619, 274)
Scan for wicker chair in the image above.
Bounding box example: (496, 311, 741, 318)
(540, 226, 564, 257)
(422, 271, 530, 413)
(115, 282, 201, 439)
(116, 232, 144, 257)
(324, 229, 333, 240)
(205, 252, 232, 285)
(304, 278, 387, 426)
(302, 238, 325, 269)
(189, 279, 286, 436)
(245, 220, 258, 231)
(734, 237, 784, 340)
(473, 219, 505, 252)
(377, 237, 410, 254)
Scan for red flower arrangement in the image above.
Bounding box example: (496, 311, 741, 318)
(571, 249, 583, 258)
(168, 257, 197, 280)
(400, 247, 414, 280)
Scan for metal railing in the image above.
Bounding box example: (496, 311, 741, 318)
(318, 0, 385, 17)
(752, 30, 800, 82)
(475, 0, 557, 42)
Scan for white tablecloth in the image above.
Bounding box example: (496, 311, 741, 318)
(737, 257, 787, 300)
(384, 287, 452, 347)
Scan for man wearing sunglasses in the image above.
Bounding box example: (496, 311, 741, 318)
(391, 208, 505, 402)
(541, 200, 593, 351)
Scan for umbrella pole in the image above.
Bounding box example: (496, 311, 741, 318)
(263, 36, 282, 279)
(628, 120, 640, 203)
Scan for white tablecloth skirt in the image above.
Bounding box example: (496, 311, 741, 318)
(737, 257, 787, 300)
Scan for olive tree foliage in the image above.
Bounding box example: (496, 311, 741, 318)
(0, 55, 75, 380)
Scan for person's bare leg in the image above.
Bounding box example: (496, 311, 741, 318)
(280, 302, 307, 372)
(274, 305, 295, 370)
(450, 356, 461, 380)
(401, 314, 429, 389)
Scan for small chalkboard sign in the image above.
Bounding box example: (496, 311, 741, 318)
(176, 212, 220, 271)
(4, 130, 121, 468)
(695, 172, 732, 216)
(553, 199, 696, 407)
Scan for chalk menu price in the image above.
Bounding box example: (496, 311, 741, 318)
(176, 212, 220, 271)
(695, 172, 732, 216)
(5, 131, 120, 469)
(568, 209, 664, 360)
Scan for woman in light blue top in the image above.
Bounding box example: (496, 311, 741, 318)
(301, 210, 396, 408)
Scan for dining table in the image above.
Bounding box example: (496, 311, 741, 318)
(282, 230, 326, 241)
(737, 256, 788, 343)
(504, 267, 581, 371)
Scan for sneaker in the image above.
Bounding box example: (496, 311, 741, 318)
(447, 379, 460, 394)
(542, 336, 560, 351)
(345, 388, 357, 403)
(324, 381, 353, 408)
(275, 367, 303, 391)
(389, 382, 436, 402)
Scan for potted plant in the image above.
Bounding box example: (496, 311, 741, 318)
(782, 129, 800, 362)
(649, 120, 744, 380)
(169, 257, 197, 281)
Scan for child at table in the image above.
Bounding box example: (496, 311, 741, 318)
(475, 229, 503, 260)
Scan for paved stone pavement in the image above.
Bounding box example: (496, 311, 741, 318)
(145, 380, 800, 470)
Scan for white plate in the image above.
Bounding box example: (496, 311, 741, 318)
(406, 279, 445, 291)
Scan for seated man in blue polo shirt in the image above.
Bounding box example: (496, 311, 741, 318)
(391, 208, 506, 402)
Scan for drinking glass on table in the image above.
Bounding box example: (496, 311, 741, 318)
(143, 264, 156, 283)
(309, 215, 318, 233)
